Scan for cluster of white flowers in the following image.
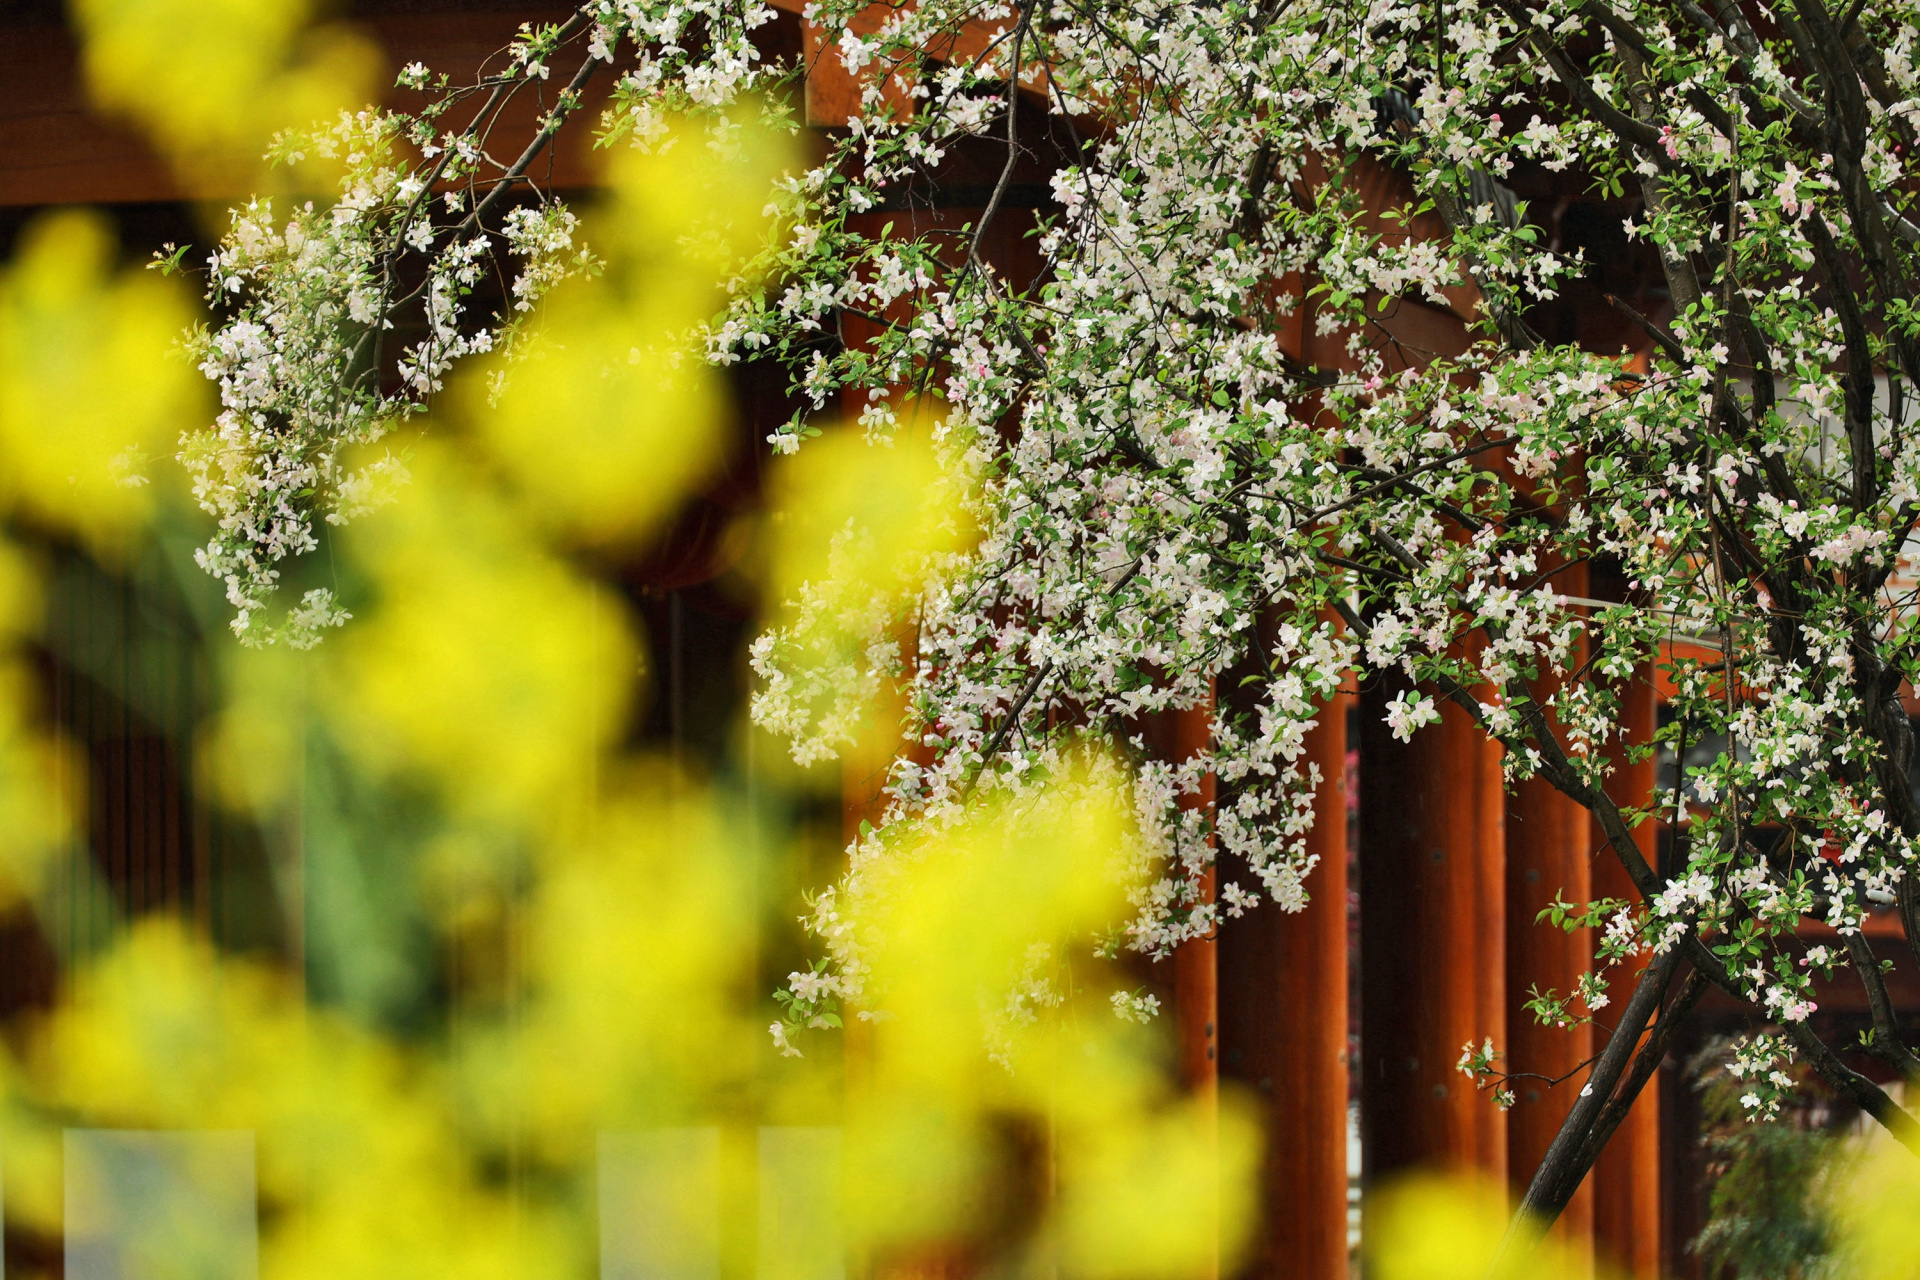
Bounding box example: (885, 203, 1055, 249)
(733, 0, 1920, 1103)
(191, 0, 1920, 1115)
(183, 5, 774, 645)
(1110, 989, 1163, 1024)
(1727, 1032, 1797, 1120)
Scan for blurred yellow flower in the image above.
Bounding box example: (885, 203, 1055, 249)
(0, 211, 201, 552)
(70, 0, 379, 186)
(474, 113, 800, 548)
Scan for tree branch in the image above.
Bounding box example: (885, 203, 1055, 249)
(1498, 938, 1689, 1260)
(1784, 1016, 1920, 1154)
(1841, 930, 1920, 1078)
(460, 37, 601, 232)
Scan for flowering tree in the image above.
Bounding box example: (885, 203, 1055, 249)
(185, 0, 1920, 1240)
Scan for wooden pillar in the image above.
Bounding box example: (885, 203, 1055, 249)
(1173, 697, 1220, 1096)
(1219, 698, 1349, 1280)
(1590, 669, 1661, 1280)
(1358, 675, 1506, 1186)
(1168, 697, 1219, 1280)
(1504, 770, 1594, 1257)
(1504, 567, 1595, 1276)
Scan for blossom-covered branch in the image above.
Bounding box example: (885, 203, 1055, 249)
(188, 0, 1920, 1238)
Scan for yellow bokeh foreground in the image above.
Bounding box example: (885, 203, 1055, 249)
(0, 211, 199, 550)
(70, 0, 379, 188)
(1832, 1131, 1920, 1278)
(472, 120, 801, 549)
(15, 4, 1920, 1278)
(848, 773, 1259, 1274)
(1365, 1175, 1597, 1280)
(0, 209, 198, 916)
(7, 2, 1920, 1276)
(0, 10, 1262, 1274)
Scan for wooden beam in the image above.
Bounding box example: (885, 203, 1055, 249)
(0, 22, 176, 207)
(0, 9, 596, 209)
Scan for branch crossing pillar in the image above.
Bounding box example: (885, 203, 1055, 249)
(1504, 559, 1596, 1274)
(1590, 667, 1662, 1280)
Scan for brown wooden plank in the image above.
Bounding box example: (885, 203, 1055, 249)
(1169, 696, 1219, 1280)
(1172, 696, 1221, 1091)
